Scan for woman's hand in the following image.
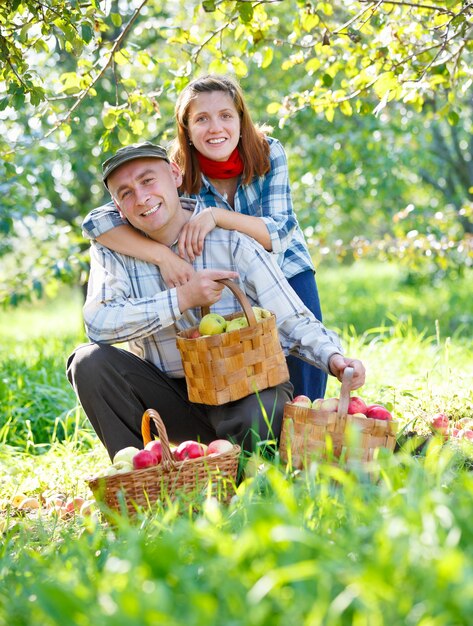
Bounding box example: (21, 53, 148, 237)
(159, 247, 195, 288)
(177, 208, 217, 262)
(328, 355, 366, 390)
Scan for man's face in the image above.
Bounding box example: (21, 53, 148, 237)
(107, 158, 183, 239)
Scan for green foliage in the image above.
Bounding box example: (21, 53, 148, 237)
(1, 272, 473, 623)
(2, 451, 473, 624)
(1, 0, 473, 301)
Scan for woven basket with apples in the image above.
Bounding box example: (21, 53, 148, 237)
(176, 278, 289, 405)
(88, 409, 240, 517)
(279, 367, 398, 468)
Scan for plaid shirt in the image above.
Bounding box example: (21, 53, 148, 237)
(84, 205, 341, 378)
(82, 138, 314, 280)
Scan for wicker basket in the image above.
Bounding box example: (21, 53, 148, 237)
(176, 279, 289, 405)
(279, 367, 398, 468)
(88, 409, 241, 516)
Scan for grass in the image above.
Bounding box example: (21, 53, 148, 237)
(1, 263, 473, 625)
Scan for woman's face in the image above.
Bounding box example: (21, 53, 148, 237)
(186, 91, 241, 162)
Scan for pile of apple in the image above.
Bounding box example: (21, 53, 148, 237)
(9, 493, 95, 519)
(188, 307, 272, 338)
(102, 438, 234, 477)
(430, 413, 473, 441)
(289, 394, 393, 421)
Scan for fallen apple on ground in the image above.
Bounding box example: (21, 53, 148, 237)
(199, 313, 227, 335)
(430, 413, 449, 434)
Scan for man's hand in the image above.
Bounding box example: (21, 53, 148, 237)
(159, 247, 195, 288)
(176, 269, 239, 313)
(177, 208, 217, 262)
(328, 354, 366, 390)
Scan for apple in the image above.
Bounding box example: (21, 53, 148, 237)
(65, 496, 85, 514)
(145, 439, 163, 463)
(457, 428, 473, 440)
(320, 397, 339, 412)
(174, 440, 207, 461)
(112, 446, 140, 466)
(365, 404, 392, 421)
(252, 306, 271, 321)
(79, 500, 95, 517)
(430, 413, 449, 434)
(226, 317, 248, 332)
(291, 395, 312, 408)
(189, 329, 201, 339)
(347, 396, 368, 415)
(113, 460, 134, 473)
(207, 439, 234, 455)
(199, 313, 227, 336)
(350, 412, 367, 419)
(132, 449, 159, 470)
(455, 417, 473, 430)
(451, 427, 460, 438)
(311, 398, 324, 410)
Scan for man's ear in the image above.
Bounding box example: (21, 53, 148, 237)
(170, 161, 183, 188)
(112, 198, 126, 220)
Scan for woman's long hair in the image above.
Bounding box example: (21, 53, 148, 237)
(170, 74, 271, 194)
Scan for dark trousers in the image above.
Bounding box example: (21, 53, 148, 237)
(66, 342, 293, 460)
(287, 270, 328, 400)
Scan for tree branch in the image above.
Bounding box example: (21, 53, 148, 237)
(44, 0, 149, 138)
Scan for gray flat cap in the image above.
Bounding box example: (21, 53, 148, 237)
(102, 141, 170, 188)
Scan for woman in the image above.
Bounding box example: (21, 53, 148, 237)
(82, 74, 327, 399)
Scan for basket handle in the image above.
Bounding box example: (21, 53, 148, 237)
(201, 278, 257, 327)
(141, 409, 176, 466)
(337, 366, 354, 417)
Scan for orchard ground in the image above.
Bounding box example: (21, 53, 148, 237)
(1, 260, 473, 624)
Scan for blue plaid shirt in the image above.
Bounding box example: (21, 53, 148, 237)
(82, 137, 314, 280)
(84, 205, 341, 378)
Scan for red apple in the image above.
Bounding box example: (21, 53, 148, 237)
(189, 329, 201, 339)
(451, 427, 460, 438)
(457, 428, 473, 440)
(365, 404, 392, 421)
(145, 440, 163, 463)
(320, 397, 339, 412)
(207, 439, 234, 455)
(65, 496, 85, 514)
(430, 413, 449, 434)
(455, 417, 473, 430)
(347, 396, 368, 415)
(132, 449, 159, 470)
(291, 395, 312, 408)
(174, 440, 207, 461)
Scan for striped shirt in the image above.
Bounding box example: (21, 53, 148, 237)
(84, 206, 341, 378)
(81, 138, 314, 279)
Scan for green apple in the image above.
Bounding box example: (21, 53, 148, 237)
(252, 306, 271, 321)
(113, 446, 140, 466)
(199, 313, 227, 335)
(226, 316, 249, 332)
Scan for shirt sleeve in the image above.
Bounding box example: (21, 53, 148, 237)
(83, 244, 181, 343)
(258, 138, 298, 255)
(81, 202, 128, 240)
(232, 234, 343, 373)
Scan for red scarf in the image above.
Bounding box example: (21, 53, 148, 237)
(196, 147, 244, 179)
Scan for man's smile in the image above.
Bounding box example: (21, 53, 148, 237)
(141, 202, 161, 217)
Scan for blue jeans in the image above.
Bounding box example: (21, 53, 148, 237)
(286, 270, 328, 400)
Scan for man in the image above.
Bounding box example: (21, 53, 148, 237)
(67, 141, 365, 459)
